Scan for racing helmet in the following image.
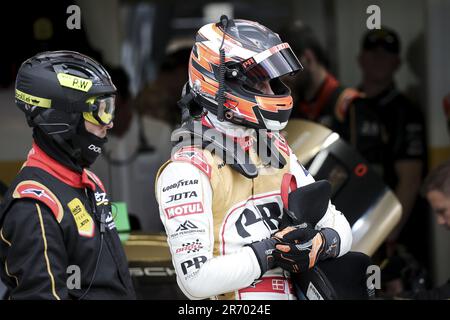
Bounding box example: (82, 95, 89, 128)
(15, 50, 116, 156)
(188, 17, 303, 130)
(15, 51, 116, 137)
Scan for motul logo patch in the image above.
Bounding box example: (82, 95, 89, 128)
(164, 202, 204, 219)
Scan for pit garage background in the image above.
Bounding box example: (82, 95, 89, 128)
(0, 0, 449, 298)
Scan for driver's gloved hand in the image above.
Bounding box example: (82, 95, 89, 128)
(246, 238, 278, 277)
(272, 223, 340, 273)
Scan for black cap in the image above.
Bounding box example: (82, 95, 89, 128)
(361, 27, 400, 54)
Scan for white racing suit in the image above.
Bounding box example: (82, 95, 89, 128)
(155, 118, 352, 300)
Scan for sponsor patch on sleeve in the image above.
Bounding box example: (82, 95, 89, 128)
(158, 160, 209, 237)
(67, 198, 95, 238)
(164, 202, 204, 220)
(179, 255, 207, 280)
(13, 180, 64, 223)
(175, 239, 204, 255)
(172, 147, 212, 179)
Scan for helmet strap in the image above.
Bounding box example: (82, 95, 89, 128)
(217, 15, 229, 122)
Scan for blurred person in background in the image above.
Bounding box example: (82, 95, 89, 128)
(355, 27, 427, 251)
(112, 47, 191, 232)
(91, 67, 171, 232)
(283, 22, 362, 135)
(392, 160, 450, 299)
(135, 47, 192, 128)
(350, 28, 428, 297)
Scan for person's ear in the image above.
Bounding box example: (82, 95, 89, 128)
(436, 214, 446, 226)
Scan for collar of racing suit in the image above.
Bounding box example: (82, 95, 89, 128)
(202, 113, 257, 152)
(24, 142, 98, 191)
(203, 113, 256, 138)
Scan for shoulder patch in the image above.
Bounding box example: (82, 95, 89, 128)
(84, 169, 106, 192)
(335, 88, 363, 122)
(269, 132, 290, 156)
(172, 146, 212, 179)
(13, 180, 64, 223)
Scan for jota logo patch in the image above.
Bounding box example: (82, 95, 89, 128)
(166, 191, 198, 203)
(67, 198, 95, 238)
(164, 202, 204, 220)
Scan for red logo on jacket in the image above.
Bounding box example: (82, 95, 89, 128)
(164, 202, 204, 219)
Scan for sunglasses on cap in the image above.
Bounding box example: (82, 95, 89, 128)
(83, 95, 116, 126)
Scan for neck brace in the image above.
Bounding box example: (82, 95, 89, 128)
(171, 115, 286, 179)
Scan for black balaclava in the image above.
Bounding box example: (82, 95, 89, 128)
(33, 127, 83, 173)
(71, 119, 108, 168)
(33, 118, 107, 172)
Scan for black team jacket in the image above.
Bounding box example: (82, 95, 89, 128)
(0, 142, 136, 300)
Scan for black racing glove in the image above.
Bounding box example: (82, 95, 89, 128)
(272, 224, 341, 273)
(246, 238, 278, 277)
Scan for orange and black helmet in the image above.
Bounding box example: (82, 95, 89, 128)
(188, 17, 303, 130)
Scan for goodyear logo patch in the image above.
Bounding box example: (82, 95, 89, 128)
(67, 198, 95, 238)
(15, 89, 51, 108)
(57, 73, 92, 92)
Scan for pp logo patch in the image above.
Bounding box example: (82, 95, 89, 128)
(180, 256, 207, 275)
(67, 198, 95, 237)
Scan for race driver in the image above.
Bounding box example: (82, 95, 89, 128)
(0, 51, 135, 299)
(155, 17, 353, 300)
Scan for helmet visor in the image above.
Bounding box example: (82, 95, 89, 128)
(83, 95, 116, 126)
(241, 43, 303, 84)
